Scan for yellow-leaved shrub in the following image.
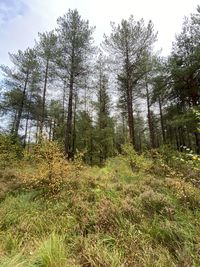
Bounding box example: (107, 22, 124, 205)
(19, 141, 71, 195)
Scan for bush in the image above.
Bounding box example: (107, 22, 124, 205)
(138, 189, 173, 216)
(0, 134, 22, 169)
(122, 143, 150, 172)
(166, 178, 200, 210)
(19, 141, 71, 195)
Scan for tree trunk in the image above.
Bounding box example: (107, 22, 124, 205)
(23, 110, 30, 148)
(27, 123, 32, 152)
(167, 126, 173, 146)
(62, 80, 66, 124)
(138, 133, 142, 151)
(175, 128, 180, 150)
(65, 72, 74, 159)
(35, 119, 39, 144)
(84, 77, 88, 112)
(158, 96, 166, 144)
(125, 43, 135, 148)
(40, 59, 49, 138)
(178, 126, 186, 151)
(52, 119, 56, 141)
(195, 132, 200, 154)
(146, 81, 155, 148)
(72, 93, 77, 159)
(49, 119, 52, 141)
(186, 127, 191, 149)
(127, 88, 135, 147)
(89, 136, 93, 165)
(11, 110, 17, 135)
(14, 71, 29, 136)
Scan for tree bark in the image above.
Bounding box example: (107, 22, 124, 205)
(40, 58, 49, 138)
(14, 71, 29, 136)
(62, 80, 66, 125)
(27, 123, 32, 152)
(158, 96, 166, 144)
(72, 93, 77, 159)
(65, 72, 74, 159)
(11, 110, 17, 135)
(195, 132, 200, 154)
(23, 110, 30, 148)
(52, 119, 56, 141)
(127, 88, 135, 147)
(125, 39, 135, 148)
(146, 80, 155, 148)
(175, 128, 180, 150)
(35, 119, 39, 144)
(49, 119, 52, 141)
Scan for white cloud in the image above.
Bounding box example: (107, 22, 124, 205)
(0, 0, 199, 67)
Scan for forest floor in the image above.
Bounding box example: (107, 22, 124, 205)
(0, 152, 200, 266)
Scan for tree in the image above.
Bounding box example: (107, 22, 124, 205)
(1, 48, 39, 137)
(56, 9, 95, 158)
(169, 6, 200, 107)
(167, 6, 200, 152)
(36, 31, 58, 136)
(76, 111, 94, 164)
(104, 16, 157, 147)
(95, 54, 114, 165)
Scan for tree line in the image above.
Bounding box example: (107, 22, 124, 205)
(0, 7, 200, 164)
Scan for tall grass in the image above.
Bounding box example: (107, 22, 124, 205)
(0, 146, 199, 266)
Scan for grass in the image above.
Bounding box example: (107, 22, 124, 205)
(0, 153, 199, 266)
(33, 233, 67, 267)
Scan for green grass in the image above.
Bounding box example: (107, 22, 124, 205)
(0, 155, 199, 266)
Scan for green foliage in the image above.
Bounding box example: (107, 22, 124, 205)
(75, 111, 94, 164)
(122, 143, 150, 171)
(138, 189, 172, 215)
(1, 5, 200, 267)
(80, 237, 124, 267)
(20, 140, 70, 195)
(0, 151, 200, 265)
(0, 254, 27, 267)
(0, 134, 22, 169)
(33, 233, 67, 267)
(192, 106, 200, 132)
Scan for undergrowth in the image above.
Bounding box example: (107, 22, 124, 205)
(0, 141, 199, 266)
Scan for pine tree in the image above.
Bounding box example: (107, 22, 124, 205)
(1, 48, 39, 137)
(104, 16, 157, 147)
(35, 31, 58, 137)
(56, 9, 95, 158)
(95, 55, 114, 165)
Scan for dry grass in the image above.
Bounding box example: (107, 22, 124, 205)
(0, 145, 199, 266)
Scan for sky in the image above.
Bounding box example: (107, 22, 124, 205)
(0, 0, 199, 67)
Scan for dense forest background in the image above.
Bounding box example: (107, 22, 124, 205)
(0, 6, 200, 164)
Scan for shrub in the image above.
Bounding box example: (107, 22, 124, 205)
(19, 141, 71, 195)
(95, 199, 121, 233)
(0, 134, 22, 169)
(122, 143, 149, 172)
(166, 178, 200, 210)
(138, 189, 173, 216)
